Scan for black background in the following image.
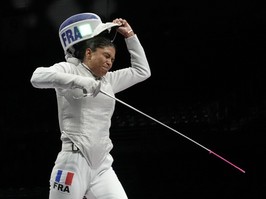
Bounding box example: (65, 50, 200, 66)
(1, 0, 266, 198)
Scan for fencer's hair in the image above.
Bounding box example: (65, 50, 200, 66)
(72, 33, 116, 61)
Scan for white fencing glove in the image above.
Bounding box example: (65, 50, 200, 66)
(73, 76, 101, 98)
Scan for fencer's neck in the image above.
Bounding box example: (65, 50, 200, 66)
(81, 63, 101, 80)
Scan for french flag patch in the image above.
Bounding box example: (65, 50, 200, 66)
(55, 170, 74, 186)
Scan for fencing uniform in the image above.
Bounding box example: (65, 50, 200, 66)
(30, 34, 151, 199)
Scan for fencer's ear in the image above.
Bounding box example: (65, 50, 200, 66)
(85, 48, 93, 57)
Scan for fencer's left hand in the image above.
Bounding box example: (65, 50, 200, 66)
(112, 18, 135, 38)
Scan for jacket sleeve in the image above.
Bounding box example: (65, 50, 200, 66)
(106, 34, 151, 94)
(30, 63, 97, 91)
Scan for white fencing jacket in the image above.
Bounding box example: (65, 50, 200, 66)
(30, 35, 151, 168)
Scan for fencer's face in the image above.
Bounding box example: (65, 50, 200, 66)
(84, 46, 116, 77)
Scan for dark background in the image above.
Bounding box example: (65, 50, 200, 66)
(1, 0, 266, 198)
